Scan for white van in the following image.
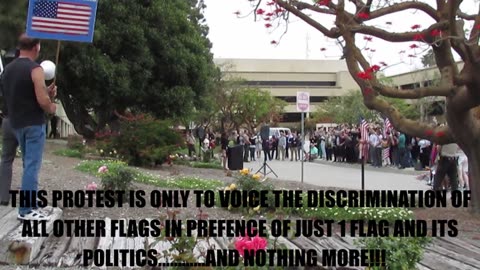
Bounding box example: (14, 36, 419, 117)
(269, 127, 291, 138)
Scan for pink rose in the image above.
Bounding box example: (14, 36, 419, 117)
(98, 165, 108, 173)
(251, 236, 268, 250)
(86, 182, 98, 190)
(234, 238, 248, 257)
(234, 235, 268, 257)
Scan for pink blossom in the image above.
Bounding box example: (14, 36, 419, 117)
(251, 236, 268, 250)
(411, 24, 421, 30)
(234, 235, 268, 257)
(86, 182, 98, 190)
(356, 12, 369, 19)
(98, 165, 108, 174)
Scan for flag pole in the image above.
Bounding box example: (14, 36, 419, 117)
(53, 40, 61, 85)
(361, 155, 365, 190)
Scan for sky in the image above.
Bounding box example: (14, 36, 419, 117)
(203, 0, 478, 76)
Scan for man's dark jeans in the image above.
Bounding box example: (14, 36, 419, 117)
(0, 118, 18, 204)
(433, 157, 459, 191)
(398, 147, 408, 168)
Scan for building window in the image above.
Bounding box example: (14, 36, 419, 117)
(246, 81, 336, 87)
(400, 83, 421, 90)
(282, 113, 302, 122)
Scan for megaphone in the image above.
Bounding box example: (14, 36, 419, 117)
(40, 60, 56, 80)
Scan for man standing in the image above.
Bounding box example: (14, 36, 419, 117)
(186, 131, 196, 157)
(433, 143, 460, 191)
(49, 114, 58, 138)
(397, 132, 407, 169)
(0, 51, 19, 206)
(2, 34, 57, 220)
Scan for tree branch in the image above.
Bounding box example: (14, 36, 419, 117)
(291, 1, 336, 15)
(466, 4, 480, 58)
(276, 0, 341, 38)
(365, 97, 455, 144)
(351, 21, 448, 42)
(457, 11, 476, 20)
(371, 84, 454, 99)
(341, 30, 454, 144)
(368, 1, 439, 21)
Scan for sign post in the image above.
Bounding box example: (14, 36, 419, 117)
(296, 91, 310, 183)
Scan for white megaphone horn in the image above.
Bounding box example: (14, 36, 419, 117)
(40, 60, 56, 80)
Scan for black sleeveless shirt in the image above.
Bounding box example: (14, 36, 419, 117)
(1, 58, 45, 129)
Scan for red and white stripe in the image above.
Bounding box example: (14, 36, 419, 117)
(32, 2, 91, 35)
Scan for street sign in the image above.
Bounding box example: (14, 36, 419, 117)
(296, 91, 310, 112)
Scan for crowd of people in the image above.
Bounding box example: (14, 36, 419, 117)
(186, 122, 470, 192)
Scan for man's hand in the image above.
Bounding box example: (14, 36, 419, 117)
(47, 83, 57, 99)
(49, 102, 57, 114)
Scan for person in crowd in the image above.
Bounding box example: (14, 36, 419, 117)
(186, 131, 196, 157)
(0, 57, 19, 206)
(344, 130, 355, 163)
(381, 132, 391, 166)
(262, 135, 271, 161)
(269, 135, 277, 161)
(457, 147, 469, 191)
(368, 128, 378, 166)
(397, 131, 408, 169)
(433, 143, 460, 191)
(220, 133, 229, 170)
(309, 144, 318, 161)
(255, 133, 262, 160)
(374, 129, 383, 167)
(249, 132, 256, 161)
(290, 133, 298, 161)
(418, 137, 431, 169)
(389, 130, 399, 166)
(278, 131, 287, 161)
(242, 130, 250, 162)
(411, 136, 420, 166)
(325, 130, 334, 161)
(296, 132, 303, 161)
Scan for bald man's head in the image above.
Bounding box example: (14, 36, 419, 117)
(18, 34, 40, 50)
(17, 33, 41, 59)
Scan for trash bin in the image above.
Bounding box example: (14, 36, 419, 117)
(227, 145, 244, 170)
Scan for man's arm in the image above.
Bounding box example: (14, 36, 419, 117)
(31, 67, 56, 114)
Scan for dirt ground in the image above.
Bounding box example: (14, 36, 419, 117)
(7, 141, 480, 240)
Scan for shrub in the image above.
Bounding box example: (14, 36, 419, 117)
(98, 166, 135, 192)
(202, 149, 213, 163)
(220, 169, 277, 214)
(67, 135, 85, 151)
(356, 236, 432, 270)
(95, 114, 183, 167)
(75, 160, 223, 190)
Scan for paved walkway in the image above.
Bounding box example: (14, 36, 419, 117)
(244, 158, 430, 191)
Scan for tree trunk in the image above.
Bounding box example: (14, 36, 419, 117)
(57, 95, 97, 140)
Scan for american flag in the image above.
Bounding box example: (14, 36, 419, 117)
(359, 117, 369, 160)
(32, 0, 92, 35)
(383, 117, 393, 136)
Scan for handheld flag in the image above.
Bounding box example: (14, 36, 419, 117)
(383, 117, 393, 137)
(359, 117, 369, 160)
